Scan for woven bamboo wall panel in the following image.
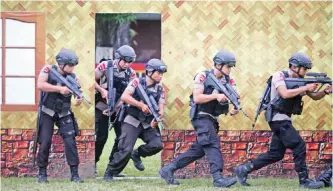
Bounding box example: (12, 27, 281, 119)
(1, 1, 331, 130)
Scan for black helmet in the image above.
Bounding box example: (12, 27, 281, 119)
(213, 49, 236, 67)
(145, 59, 167, 73)
(288, 52, 312, 69)
(115, 45, 136, 63)
(56, 48, 79, 66)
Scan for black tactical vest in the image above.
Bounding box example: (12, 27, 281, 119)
(95, 60, 133, 103)
(111, 61, 132, 101)
(126, 78, 162, 124)
(271, 71, 304, 116)
(42, 65, 75, 113)
(195, 70, 229, 117)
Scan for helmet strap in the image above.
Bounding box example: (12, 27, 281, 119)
(214, 64, 229, 78)
(290, 66, 304, 78)
(146, 70, 159, 86)
(59, 64, 70, 76)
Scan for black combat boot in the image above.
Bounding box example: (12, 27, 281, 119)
(131, 149, 145, 171)
(212, 171, 237, 188)
(299, 170, 324, 189)
(114, 173, 126, 177)
(316, 168, 332, 187)
(38, 167, 49, 183)
(234, 161, 254, 186)
(70, 165, 84, 183)
(159, 163, 180, 185)
(103, 166, 114, 182)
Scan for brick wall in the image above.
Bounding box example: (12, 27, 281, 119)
(161, 130, 332, 179)
(1, 129, 95, 178)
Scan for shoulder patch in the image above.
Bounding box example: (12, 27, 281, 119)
(131, 79, 139, 88)
(199, 74, 206, 83)
(229, 78, 235, 85)
(44, 67, 50, 73)
(98, 62, 107, 70)
(279, 72, 285, 80)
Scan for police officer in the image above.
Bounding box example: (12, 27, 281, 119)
(103, 58, 166, 182)
(36, 49, 83, 183)
(235, 52, 332, 189)
(95, 45, 136, 176)
(160, 50, 239, 188)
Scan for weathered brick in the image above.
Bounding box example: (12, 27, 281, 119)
(77, 142, 86, 153)
(52, 136, 63, 144)
(163, 142, 175, 149)
(18, 167, 38, 177)
(299, 131, 313, 137)
(319, 143, 332, 154)
(283, 154, 294, 162)
(231, 150, 247, 161)
(86, 142, 94, 149)
(6, 153, 12, 162)
(1, 153, 5, 160)
(6, 162, 14, 168)
(218, 131, 227, 136)
(257, 137, 270, 143)
(184, 162, 196, 169)
(88, 135, 95, 141)
(22, 130, 34, 141)
(185, 131, 196, 142)
(79, 152, 86, 161)
(161, 149, 174, 162)
(168, 131, 185, 142)
(247, 153, 259, 159)
(312, 132, 328, 142)
(221, 136, 240, 142)
(232, 142, 247, 150)
(2, 135, 21, 141)
(306, 151, 319, 161)
(13, 141, 29, 149)
(1, 168, 17, 177)
(255, 132, 272, 137)
(2, 142, 13, 153)
(306, 143, 319, 150)
(12, 149, 29, 162)
(51, 144, 64, 153)
(283, 163, 295, 170)
(240, 131, 255, 141)
(220, 143, 231, 153)
(8, 129, 23, 135)
(49, 153, 65, 159)
(319, 154, 332, 160)
(175, 142, 192, 153)
(80, 130, 94, 136)
(86, 148, 94, 160)
(227, 131, 240, 137)
(0, 129, 8, 135)
(248, 143, 268, 153)
(303, 137, 313, 142)
(75, 136, 90, 141)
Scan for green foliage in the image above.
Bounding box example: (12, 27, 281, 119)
(97, 13, 136, 24)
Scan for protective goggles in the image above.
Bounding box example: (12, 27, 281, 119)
(64, 59, 78, 66)
(122, 56, 135, 63)
(154, 65, 167, 73)
(222, 62, 236, 67)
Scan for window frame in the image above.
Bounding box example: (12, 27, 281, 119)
(1, 12, 45, 111)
